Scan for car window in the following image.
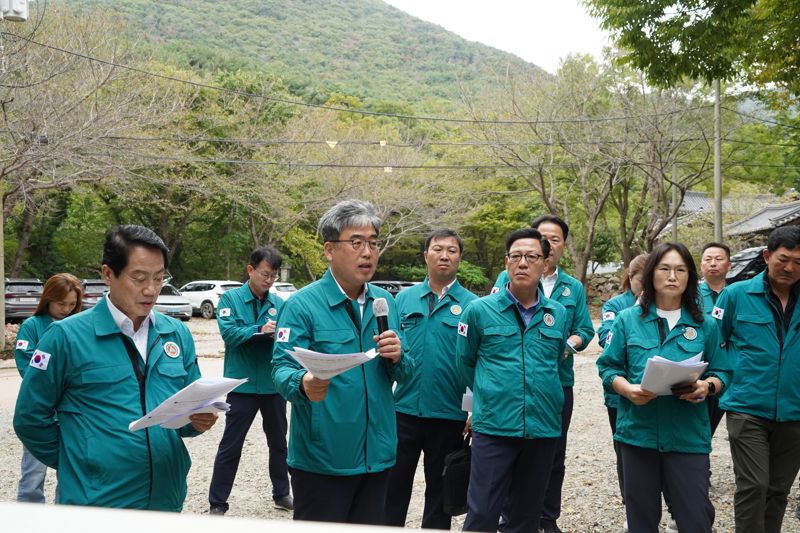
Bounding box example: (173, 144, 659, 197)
(160, 285, 181, 296)
(6, 283, 43, 293)
(180, 284, 194, 292)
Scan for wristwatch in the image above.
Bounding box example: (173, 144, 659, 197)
(707, 381, 717, 396)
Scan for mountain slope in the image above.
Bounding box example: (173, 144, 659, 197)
(69, 0, 544, 105)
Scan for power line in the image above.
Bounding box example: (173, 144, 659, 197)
(1, 31, 716, 126)
(104, 134, 709, 148)
(85, 151, 800, 171)
(721, 106, 800, 130)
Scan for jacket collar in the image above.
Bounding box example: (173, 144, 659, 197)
(93, 296, 176, 337)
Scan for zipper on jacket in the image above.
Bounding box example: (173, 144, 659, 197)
(512, 309, 527, 437)
(766, 297, 786, 420)
(345, 300, 370, 470)
(121, 335, 160, 505)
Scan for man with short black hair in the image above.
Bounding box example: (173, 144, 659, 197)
(493, 215, 594, 533)
(699, 241, 732, 437)
(272, 199, 412, 525)
(385, 228, 477, 529)
(714, 226, 800, 533)
(14, 224, 218, 510)
(458, 228, 567, 533)
(208, 245, 292, 515)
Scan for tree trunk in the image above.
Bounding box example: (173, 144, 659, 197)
(11, 201, 35, 277)
(1, 192, 6, 351)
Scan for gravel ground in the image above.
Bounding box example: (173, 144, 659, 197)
(2, 317, 800, 531)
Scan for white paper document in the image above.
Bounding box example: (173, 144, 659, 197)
(129, 377, 247, 431)
(640, 352, 708, 396)
(288, 346, 378, 380)
(461, 387, 473, 412)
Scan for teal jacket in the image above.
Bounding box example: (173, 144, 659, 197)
(698, 282, 725, 317)
(394, 278, 477, 421)
(217, 282, 283, 394)
(716, 271, 800, 421)
(13, 298, 203, 511)
(596, 304, 731, 454)
(596, 290, 637, 408)
(14, 314, 54, 378)
(456, 289, 567, 439)
(494, 268, 594, 386)
(271, 269, 414, 476)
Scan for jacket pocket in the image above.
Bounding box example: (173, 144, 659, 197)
(313, 329, 357, 353)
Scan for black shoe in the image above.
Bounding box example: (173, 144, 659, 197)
(274, 494, 294, 511)
(539, 519, 563, 533)
(209, 505, 226, 516)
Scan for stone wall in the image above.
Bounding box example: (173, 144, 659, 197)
(586, 272, 623, 308)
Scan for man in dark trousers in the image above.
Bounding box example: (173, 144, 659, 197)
(385, 229, 476, 529)
(208, 246, 292, 515)
(714, 226, 800, 533)
(458, 228, 567, 533)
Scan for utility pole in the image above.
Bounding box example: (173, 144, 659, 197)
(714, 79, 723, 242)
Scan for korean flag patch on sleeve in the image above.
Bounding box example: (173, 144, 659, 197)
(219, 308, 231, 317)
(15, 339, 29, 350)
(711, 306, 724, 320)
(602, 311, 616, 321)
(276, 328, 290, 343)
(29, 350, 51, 371)
(457, 322, 468, 337)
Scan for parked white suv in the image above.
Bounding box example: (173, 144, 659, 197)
(178, 280, 242, 319)
(269, 282, 298, 301)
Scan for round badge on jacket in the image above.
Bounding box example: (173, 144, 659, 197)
(164, 341, 181, 358)
(683, 327, 698, 340)
(543, 313, 555, 327)
(450, 305, 462, 316)
(268, 307, 277, 317)
(562, 287, 571, 297)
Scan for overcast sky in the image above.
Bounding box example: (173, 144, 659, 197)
(383, 0, 612, 74)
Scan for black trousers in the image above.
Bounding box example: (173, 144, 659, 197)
(541, 385, 574, 523)
(606, 406, 625, 501)
(463, 432, 558, 533)
(208, 392, 289, 510)
(291, 467, 389, 524)
(726, 412, 800, 533)
(384, 412, 466, 529)
(620, 443, 714, 533)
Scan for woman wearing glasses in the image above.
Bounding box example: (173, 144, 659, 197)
(596, 243, 730, 533)
(14, 273, 83, 503)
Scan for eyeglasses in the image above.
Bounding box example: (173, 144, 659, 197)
(329, 238, 381, 251)
(254, 269, 279, 280)
(506, 252, 544, 264)
(125, 270, 170, 288)
(656, 265, 689, 276)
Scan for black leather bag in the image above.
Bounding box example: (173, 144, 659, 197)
(442, 433, 471, 516)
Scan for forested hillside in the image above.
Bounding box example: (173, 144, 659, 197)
(67, 0, 544, 105)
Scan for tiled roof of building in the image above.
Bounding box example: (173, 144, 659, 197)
(727, 199, 800, 235)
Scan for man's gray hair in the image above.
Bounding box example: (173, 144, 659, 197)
(318, 199, 381, 242)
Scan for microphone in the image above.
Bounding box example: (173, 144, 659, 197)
(373, 297, 389, 335)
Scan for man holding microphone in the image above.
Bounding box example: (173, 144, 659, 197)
(272, 199, 412, 525)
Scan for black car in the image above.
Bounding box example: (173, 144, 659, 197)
(370, 280, 420, 297)
(726, 246, 767, 284)
(5, 278, 43, 321)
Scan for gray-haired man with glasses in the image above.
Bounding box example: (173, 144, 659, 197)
(208, 245, 292, 515)
(272, 199, 413, 525)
